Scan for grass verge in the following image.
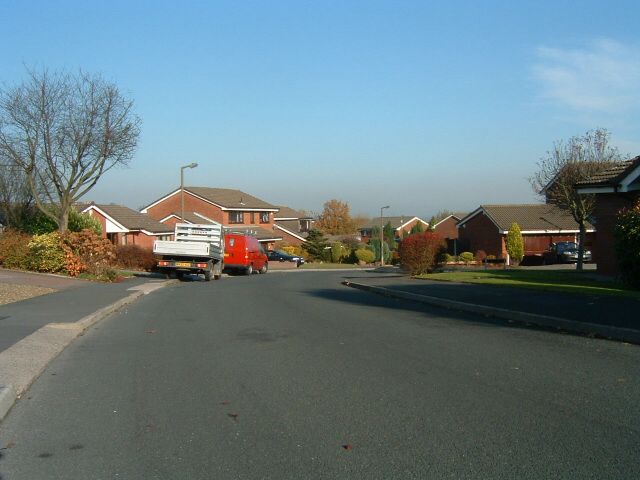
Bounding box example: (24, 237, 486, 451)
(416, 269, 640, 299)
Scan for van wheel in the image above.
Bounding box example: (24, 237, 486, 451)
(259, 263, 268, 274)
(246, 264, 253, 275)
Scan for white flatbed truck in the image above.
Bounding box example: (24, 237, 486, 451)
(153, 223, 224, 281)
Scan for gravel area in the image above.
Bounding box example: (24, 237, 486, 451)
(0, 283, 56, 306)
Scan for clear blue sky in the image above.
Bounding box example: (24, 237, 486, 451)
(2, 0, 639, 219)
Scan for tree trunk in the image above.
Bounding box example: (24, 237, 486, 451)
(58, 209, 69, 233)
(576, 221, 586, 271)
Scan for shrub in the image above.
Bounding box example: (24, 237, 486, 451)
(398, 232, 446, 275)
(459, 251, 474, 264)
(614, 200, 640, 288)
(330, 242, 349, 263)
(63, 229, 116, 278)
(506, 222, 524, 265)
(26, 232, 67, 273)
(355, 248, 375, 264)
(114, 244, 156, 271)
(443, 253, 454, 264)
(0, 230, 32, 269)
(68, 210, 102, 235)
(475, 250, 487, 262)
(281, 245, 297, 255)
(369, 238, 391, 264)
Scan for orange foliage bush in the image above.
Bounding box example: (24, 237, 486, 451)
(399, 232, 446, 275)
(0, 230, 31, 269)
(114, 244, 156, 271)
(63, 229, 116, 277)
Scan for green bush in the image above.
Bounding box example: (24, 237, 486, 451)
(443, 253, 454, 263)
(68, 210, 102, 235)
(355, 248, 375, 264)
(614, 200, 640, 288)
(26, 232, 67, 273)
(506, 222, 524, 265)
(330, 242, 349, 263)
(459, 251, 474, 264)
(0, 230, 32, 269)
(369, 238, 391, 264)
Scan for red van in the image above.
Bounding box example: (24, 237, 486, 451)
(223, 233, 268, 275)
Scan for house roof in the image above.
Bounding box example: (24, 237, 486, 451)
(274, 220, 309, 241)
(84, 204, 173, 234)
(575, 156, 640, 192)
(361, 216, 428, 231)
(432, 212, 467, 228)
(185, 187, 278, 210)
(274, 206, 312, 219)
(223, 225, 282, 242)
(457, 204, 594, 233)
(141, 187, 278, 212)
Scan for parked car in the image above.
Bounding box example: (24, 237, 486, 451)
(223, 233, 268, 274)
(267, 250, 305, 267)
(542, 241, 592, 264)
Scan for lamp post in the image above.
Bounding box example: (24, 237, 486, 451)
(180, 162, 198, 222)
(380, 205, 390, 266)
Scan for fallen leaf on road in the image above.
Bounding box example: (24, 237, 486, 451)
(227, 413, 239, 421)
(342, 444, 353, 451)
(220, 400, 230, 405)
(145, 329, 157, 334)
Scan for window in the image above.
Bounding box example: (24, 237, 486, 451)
(260, 212, 270, 224)
(229, 211, 244, 224)
(300, 219, 310, 232)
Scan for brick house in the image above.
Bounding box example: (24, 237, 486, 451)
(273, 206, 313, 246)
(140, 187, 283, 249)
(576, 156, 640, 276)
(432, 213, 466, 255)
(457, 204, 595, 261)
(359, 216, 429, 243)
(81, 203, 173, 249)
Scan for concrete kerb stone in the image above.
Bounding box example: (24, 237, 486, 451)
(342, 281, 640, 345)
(0, 279, 177, 422)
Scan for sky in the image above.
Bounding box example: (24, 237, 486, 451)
(1, 0, 640, 219)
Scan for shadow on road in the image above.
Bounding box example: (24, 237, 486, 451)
(304, 285, 579, 340)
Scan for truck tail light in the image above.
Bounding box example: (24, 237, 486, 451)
(196, 263, 208, 268)
(158, 261, 170, 267)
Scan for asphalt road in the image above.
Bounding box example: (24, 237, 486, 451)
(0, 271, 638, 479)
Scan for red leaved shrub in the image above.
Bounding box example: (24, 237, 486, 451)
(399, 232, 446, 275)
(63, 229, 116, 277)
(114, 244, 156, 271)
(0, 229, 31, 269)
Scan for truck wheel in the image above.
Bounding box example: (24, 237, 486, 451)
(259, 263, 268, 274)
(204, 270, 212, 281)
(213, 263, 222, 280)
(246, 264, 253, 275)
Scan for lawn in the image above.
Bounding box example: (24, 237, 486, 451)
(416, 269, 640, 299)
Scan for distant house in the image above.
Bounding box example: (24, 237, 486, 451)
(140, 187, 283, 248)
(457, 204, 595, 261)
(82, 203, 173, 249)
(273, 206, 313, 246)
(431, 213, 467, 254)
(359, 216, 429, 243)
(576, 155, 640, 276)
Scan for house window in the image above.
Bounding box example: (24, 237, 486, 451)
(260, 212, 270, 223)
(300, 220, 310, 232)
(229, 211, 244, 224)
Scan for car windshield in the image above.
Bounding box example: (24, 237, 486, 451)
(557, 242, 578, 252)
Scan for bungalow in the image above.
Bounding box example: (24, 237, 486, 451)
(273, 206, 314, 246)
(82, 203, 173, 249)
(140, 187, 283, 249)
(576, 155, 640, 276)
(359, 216, 429, 242)
(431, 213, 467, 255)
(457, 204, 595, 262)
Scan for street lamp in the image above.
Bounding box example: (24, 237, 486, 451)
(180, 162, 198, 222)
(380, 205, 390, 266)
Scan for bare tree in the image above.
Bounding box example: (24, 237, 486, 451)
(0, 69, 141, 232)
(0, 160, 34, 229)
(531, 128, 622, 270)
